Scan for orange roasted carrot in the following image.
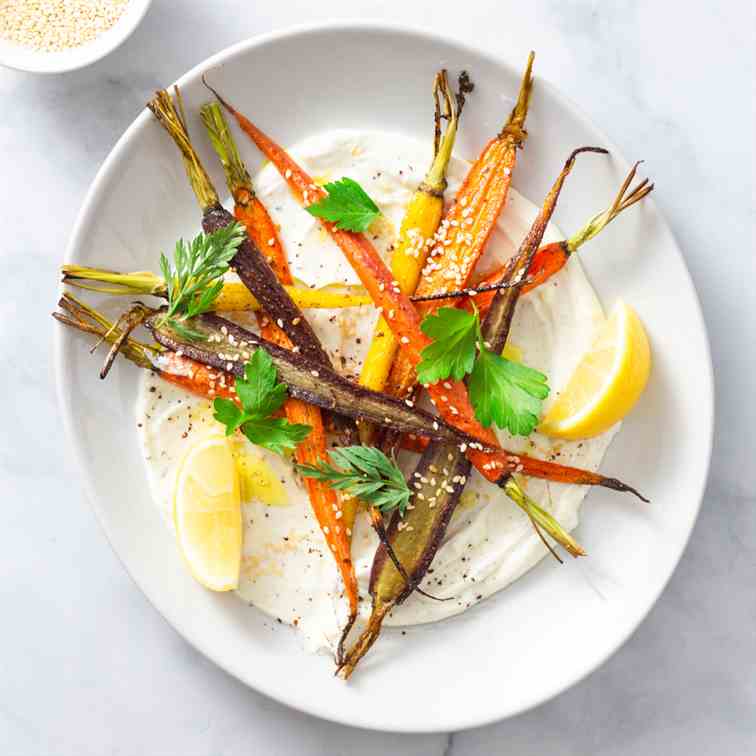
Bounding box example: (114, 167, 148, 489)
(201, 103, 358, 656)
(380, 52, 534, 400)
(453, 161, 654, 315)
(202, 77, 645, 501)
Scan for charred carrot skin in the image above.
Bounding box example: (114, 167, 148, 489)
(337, 441, 472, 679)
(201, 101, 359, 650)
(204, 79, 645, 501)
(145, 312, 499, 449)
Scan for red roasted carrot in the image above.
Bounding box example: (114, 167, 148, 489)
(202, 78, 645, 501)
(201, 103, 358, 655)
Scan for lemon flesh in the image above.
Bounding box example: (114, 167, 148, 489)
(173, 436, 242, 591)
(539, 300, 650, 440)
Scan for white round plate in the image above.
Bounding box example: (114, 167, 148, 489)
(55, 22, 713, 732)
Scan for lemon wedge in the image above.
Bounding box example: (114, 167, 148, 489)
(173, 435, 242, 591)
(539, 300, 650, 440)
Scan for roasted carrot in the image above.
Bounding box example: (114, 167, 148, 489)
(202, 79, 645, 501)
(338, 441, 472, 679)
(60, 265, 371, 312)
(148, 88, 333, 370)
(53, 293, 241, 402)
(358, 70, 469, 403)
(146, 312, 503, 448)
(201, 102, 358, 654)
(380, 52, 533, 401)
(463, 161, 654, 315)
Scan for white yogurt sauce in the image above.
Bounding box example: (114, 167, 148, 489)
(137, 130, 617, 653)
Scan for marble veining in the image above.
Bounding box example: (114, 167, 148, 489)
(0, 1, 753, 753)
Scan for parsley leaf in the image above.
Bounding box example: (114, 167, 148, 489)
(297, 446, 411, 515)
(468, 348, 549, 435)
(159, 222, 245, 339)
(416, 305, 550, 436)
(237, 416, 311, 456)
(305, 177, 381, 232)
(417, 307, 479, 384)
(212, 349, 311, 455)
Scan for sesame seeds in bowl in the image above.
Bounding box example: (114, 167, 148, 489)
(0, 0, 152, 73)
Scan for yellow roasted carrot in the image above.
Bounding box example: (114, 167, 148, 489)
(60, 265, 371, 312)
(358, 71, 469, 399)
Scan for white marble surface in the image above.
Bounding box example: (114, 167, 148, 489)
(0, 1, 753, 753)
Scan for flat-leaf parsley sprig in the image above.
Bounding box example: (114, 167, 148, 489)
(158, 222, 245, 340)
(298, 446, 411, 516)
(213, 349, 312, 455)
(306, 177, 381, 233)
(416, 306, 549, 436)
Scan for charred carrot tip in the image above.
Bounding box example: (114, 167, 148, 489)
(336, 604, 390, 680)
(567, 145, 609, 162)
(202, 73, 235, 113)
(601, 477, 650, 503)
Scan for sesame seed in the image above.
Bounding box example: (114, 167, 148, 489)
(0, 0, 129, 52)
(311, 370, 320, 377)
(285, 168, 292, 179)
(267, 237, 276, 247)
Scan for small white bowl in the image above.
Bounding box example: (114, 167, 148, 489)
(0, 0, 152, 74)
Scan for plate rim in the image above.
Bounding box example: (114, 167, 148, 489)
(53, 19, 715, 732)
